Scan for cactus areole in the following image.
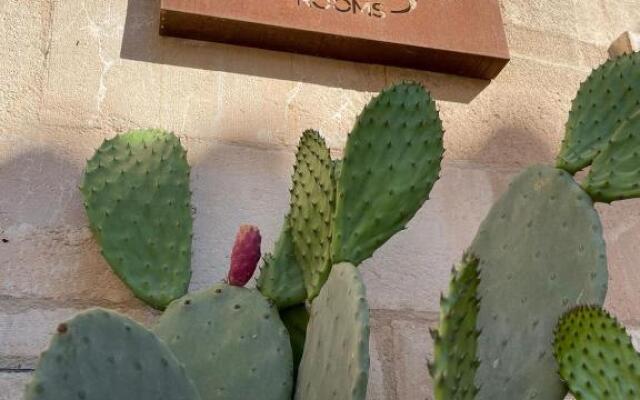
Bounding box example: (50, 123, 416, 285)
(228, 225, 262, 287)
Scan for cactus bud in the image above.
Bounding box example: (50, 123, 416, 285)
(228, 225, 261, 286)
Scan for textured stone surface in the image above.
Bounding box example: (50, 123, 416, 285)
(2, 0, 640, 399)
(392, 319, 434, 400)
(0, 373, 30, 400)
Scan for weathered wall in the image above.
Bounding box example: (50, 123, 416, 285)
(1, 1, 640, 399)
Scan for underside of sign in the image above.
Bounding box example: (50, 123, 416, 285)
(159, 0, 510, 80)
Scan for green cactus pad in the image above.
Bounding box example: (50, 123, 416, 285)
(294, 263, 370, 400)
(470, 165, 608, 400)
(332, 159, 343, 187)
(289, 130, 334, 300)
(582, 112, 640, 202)
(332, 82, 443, 265)
(554, 306, 640, 399)
(154, 284, 293, 400)
(80, 129, 192, 309)
(279, 304, 309, 376)
(556, 52, 640, 174)
(25, 308, 200, 400)
(256, 217, 307, 308)
(429, 254, 480, 400)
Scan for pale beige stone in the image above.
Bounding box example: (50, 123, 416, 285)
(501, 0, 578, 38)
(367, 319, 392, 400)
(0, 1, 50, 129)
(391, 319, 434, 400)
(0, 373, 29, 400)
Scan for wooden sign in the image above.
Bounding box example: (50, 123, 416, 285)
(159, 0, 510, 79)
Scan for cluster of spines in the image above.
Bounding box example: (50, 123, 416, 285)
(429, 254, 480, 400)
(553, 305, 640, 400)
(289, 130, 335, 300)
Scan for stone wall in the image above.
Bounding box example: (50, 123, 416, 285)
(1, 1, 640, 399)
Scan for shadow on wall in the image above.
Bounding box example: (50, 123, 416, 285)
(188, 141, 295, 287)
(119, 0, 490, 104)
(0, 138, 296, 296)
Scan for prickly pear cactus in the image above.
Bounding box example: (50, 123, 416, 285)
(228, 225, 261, 287)
(295, 263, 370, 400)
(554, 306, 640, 399)
(289, 130, 334, 299)
(429, 254, 480, 400)
(469, 165, 608, 400)
(332, 82, 443, 265)
(80, 129, 192, 309)
(582, 111, 640, 202)
(154, 284, 293, 400)
(556, 52, 640, 174)
(279, 304, 309, 376)
(25, 308, 200, 400)
(256, 217, 307, 308)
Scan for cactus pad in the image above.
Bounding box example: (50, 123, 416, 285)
(470, 165, 608, 400)
(556, 52, 640, 174)
(256, 218, 307, 308)
(154, 284, 293, 400)
(332, 82, 443, 265)
(582, 112, 640, 202)
(295, 263, 370, 400)
(429, 254, 480, 400)
(289, 130, 334, 299)
(25, 308, 200, 400)
(80, 129, 192, 309)
(279, 304, 309, 376)
(554, 306, 640, 399)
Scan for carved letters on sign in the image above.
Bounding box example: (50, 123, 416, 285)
(297, 0, 418, 18)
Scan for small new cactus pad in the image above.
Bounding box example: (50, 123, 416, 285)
(295, 263, 370, 400)
(154, 284, 293, 400)
(332, 82, 443, 265)
(289, 130, 334, 299)
(80, 129, 192, 309)
(25, 308, 200, 400)
(556, 52, 640, 174)
(228, 225, 261, 287)
(256, 218, 307, 308)
(470, 165, 608, 400)
(554, 306, 640, 399)
(279, 304, 309, 376)
(582, 112, 640, 202)
(429, 254, 480, 400)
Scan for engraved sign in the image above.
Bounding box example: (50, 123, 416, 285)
(296, 0, 418, 18)
(160, 0, 509, 79)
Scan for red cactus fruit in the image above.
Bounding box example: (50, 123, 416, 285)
(228, 225, 262, 287)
